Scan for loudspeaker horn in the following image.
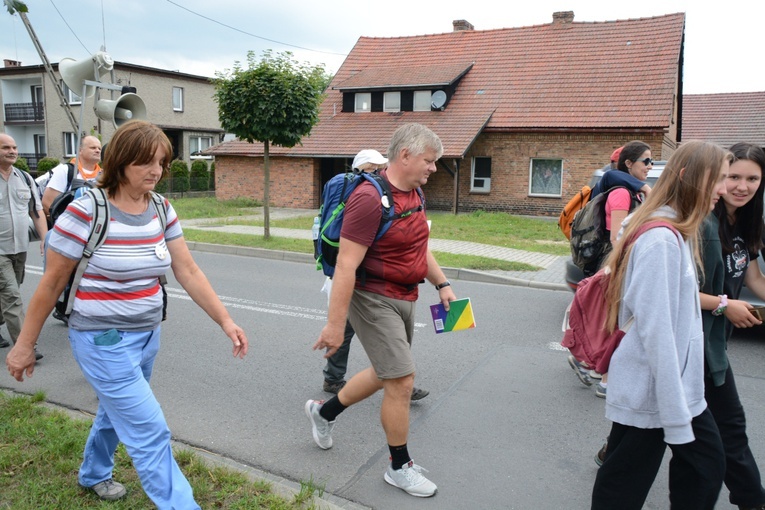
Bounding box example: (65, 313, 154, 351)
(95, 93, 147, 127)
(59, 51, 114, 98)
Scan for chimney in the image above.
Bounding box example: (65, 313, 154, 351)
(453, 19, 475, 32)
(552, 11, 574, 25)
(4, 59, 21, 67)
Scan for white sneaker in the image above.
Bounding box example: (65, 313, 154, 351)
(304, 400, 335, 449)
(384, 460, 437, 497)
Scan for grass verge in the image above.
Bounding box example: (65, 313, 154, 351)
(0, 391, 324, 509)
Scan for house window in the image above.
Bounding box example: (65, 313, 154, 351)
(529, 158, 563, 197)
(383, 91, 400, 112)
(190, 136, 213, 158)
(62, 81, 81, 105)
(413, 90, 431, 111)
(63, 132, 77, 157)
(173, 87, 184, 111)
(471, 157, 491, 193)
(355, 92, 371, 112)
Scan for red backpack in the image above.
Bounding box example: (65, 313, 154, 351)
(561, 220, 679, 374)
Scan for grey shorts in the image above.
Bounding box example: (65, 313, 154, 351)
(348, 289, 416, 380)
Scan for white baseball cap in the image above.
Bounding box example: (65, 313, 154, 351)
(352, 149, 388, 170)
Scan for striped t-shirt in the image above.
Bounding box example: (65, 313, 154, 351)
(49, 193, 183, 331)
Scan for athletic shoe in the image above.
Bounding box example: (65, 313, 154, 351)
(595, 441, 608, 466)
(323, 380, 346, 394)
(588, 370, 603, 380)
(82, 479, 127, 500)
(34, 348, 43, 361)
(384, 460, 437, 497)
(304, 399, 335, 449)
(595, 382, 607, 398)
(567, 355, 593, 386)
(411, 387, 430, 401)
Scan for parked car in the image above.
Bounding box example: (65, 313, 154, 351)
(563, 162, 765, 314)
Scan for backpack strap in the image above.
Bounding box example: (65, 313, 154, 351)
(66, 162, 76, 192)
(149, 191, 168, 285)
(18, 169, 40, 219)
(64, 188, 110, 315)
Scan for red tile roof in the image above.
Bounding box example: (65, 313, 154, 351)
(207, 12, 684, 159)
(682, 92, 765, 148)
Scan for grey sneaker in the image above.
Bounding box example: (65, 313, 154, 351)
(568, 355, 593, 386)
(411, 387, 429, 401)
(304, 399, 335, 449)
(83, 478, 127, 500)
(323, 380, 346, 394)
(595, 382, 607, 398)
(384, 460, 437, 497)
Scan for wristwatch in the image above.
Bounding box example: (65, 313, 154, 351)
(711, 294, 728, 316)
(435, 280, 451, 290)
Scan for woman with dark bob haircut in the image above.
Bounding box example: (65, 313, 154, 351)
(7, 120, 249, 508)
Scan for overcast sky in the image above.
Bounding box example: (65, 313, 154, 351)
(1, 0, 762, 95)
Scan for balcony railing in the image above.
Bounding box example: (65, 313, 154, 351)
(4, 102, 45, 122)
(18, 153, 46, 173)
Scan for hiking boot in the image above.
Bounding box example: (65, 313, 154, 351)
(304, 400, 335, 450)
(323, 380, 346, 394)
(83, 478, 127, 500)
(595, 382, 607, 398)
(595, 441, 608, 466)
(411, 387, 429, 401)
(0, 331, 9, 348)
(52, 308, 69, 325)
(384, 460, 437, 497)
(567, 355, 593, 386)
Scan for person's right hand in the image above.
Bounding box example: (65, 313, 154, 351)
(6, 343, 36, 382)
(724, 299, 762, 328)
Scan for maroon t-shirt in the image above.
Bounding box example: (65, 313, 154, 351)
(341, 174, 429, 301)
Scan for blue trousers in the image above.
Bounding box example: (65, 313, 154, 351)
(69, 326, 200, 509)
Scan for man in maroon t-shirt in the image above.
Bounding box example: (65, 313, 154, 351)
(305, 123, 456, 498)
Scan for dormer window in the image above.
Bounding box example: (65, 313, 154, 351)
(413, 91, 431, 111)
(383, 92, 401, 112)
(355, 93, 371, 112)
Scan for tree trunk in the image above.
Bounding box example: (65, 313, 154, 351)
(263, 140, 270, 240)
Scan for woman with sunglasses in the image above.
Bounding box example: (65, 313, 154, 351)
(700, 142, 765, 510)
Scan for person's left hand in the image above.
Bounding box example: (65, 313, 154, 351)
(6, 343, 36, 382)
(221, 319, 248, 358)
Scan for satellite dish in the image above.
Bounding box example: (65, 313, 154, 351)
(431, 90, 447, 110)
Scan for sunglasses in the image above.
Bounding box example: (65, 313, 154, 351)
(634, 158, 653, 166)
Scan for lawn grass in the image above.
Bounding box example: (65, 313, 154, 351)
(0, 391, 324, 509)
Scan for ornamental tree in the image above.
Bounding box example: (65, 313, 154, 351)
(213, 50, 329, 239)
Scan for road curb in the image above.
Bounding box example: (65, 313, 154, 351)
(186, 242, 569, 291)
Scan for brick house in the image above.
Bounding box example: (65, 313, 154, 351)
(207, 11, 685, 216)
(682, 91, 765, 148)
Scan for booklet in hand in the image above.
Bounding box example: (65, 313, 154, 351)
(430, 297, 476, 334)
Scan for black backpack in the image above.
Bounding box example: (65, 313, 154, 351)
(570, 186, 640, 276)
(47, 163, 91, 228)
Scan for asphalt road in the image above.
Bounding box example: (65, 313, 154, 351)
(3, 247, 764, 509)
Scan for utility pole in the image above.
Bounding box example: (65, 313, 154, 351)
(5, 2, 79, 132)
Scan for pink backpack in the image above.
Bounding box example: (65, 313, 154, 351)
(561, 220, 679, 374)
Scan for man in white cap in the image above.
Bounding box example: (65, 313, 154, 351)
(322, 148, 430, 401)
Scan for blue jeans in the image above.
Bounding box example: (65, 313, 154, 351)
(69, 326, 200, 509)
